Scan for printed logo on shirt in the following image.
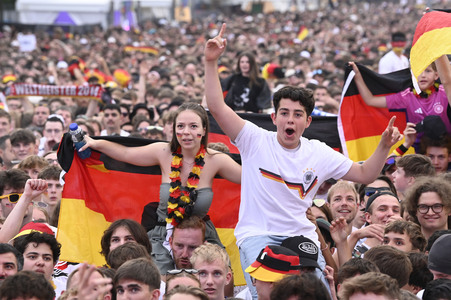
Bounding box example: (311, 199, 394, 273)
(259, 168, 318, 199)
(414, 108, 423, 114)
(303, 169, 315, 185)
(434, 103, 444, 114)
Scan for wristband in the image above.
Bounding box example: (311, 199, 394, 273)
(393, 144, 408, 156)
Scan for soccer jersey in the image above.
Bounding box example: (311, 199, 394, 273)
(233, 121, 353, 246)
(386, 86, 451, 134)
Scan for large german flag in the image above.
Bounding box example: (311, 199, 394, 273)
(338, 64, 413, 162)
(57, 112, 339, 285)
(411, 9, 451, 80)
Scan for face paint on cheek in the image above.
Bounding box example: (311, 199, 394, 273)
(197, 134, 202, 138)
(176, 133, 182, 137)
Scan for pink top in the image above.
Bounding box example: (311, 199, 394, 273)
(386, 85, 451, 134)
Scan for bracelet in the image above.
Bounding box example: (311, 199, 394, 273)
(321, 244, 329, 251)
(393, 144, 409, 156)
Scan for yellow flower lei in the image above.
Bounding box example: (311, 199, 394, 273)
(166, 145, 206, 226)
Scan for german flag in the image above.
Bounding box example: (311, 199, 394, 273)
(84, 69, 111, 84)
(411, 9, 451, 80)
(123, 46, 159, 56)
(338, 64, 412, 162)
(297, 25, 309, 41)
(57, 112, 339, 285)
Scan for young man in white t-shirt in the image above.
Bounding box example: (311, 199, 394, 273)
(204, 24, 402, 298)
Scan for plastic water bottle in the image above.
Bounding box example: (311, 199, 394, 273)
(69, 123, 91, 159)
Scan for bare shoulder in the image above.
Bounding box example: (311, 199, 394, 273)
(206, 149, 236, 164)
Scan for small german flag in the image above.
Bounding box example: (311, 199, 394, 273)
(124, 46, 159, 56)
(297, 26, 309, 41)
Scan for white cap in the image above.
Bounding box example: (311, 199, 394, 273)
(300, 50, 311, 58)
(56, 61, 68, 69)
(285, 69, 296, 78)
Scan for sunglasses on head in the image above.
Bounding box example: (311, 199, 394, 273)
(0, 193, 23, 203)
(34, 201, 48, 208)
(364, 187, 390, 197)
(312, 198, 326, 208)
(385, 157, 396, 165)
(166, 269, 198, 275)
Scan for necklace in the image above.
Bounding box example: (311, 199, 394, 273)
(413, 82, 439, 98)
(166, 145, 206, 226)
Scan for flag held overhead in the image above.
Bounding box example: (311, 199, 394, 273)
(411, 10, 451, 80)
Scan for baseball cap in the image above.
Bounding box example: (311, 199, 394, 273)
(281, 236, 321, 269)
(218, 65, 230, 74)
(316, 218, 335, 248)
(428, 234, 451, 275)
(245, 245, 301, 282)
(285, 69, 296, 78)
(416, 115, 447, 140)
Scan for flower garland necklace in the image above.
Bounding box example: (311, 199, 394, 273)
(166, 144, 206, 226)
(413, 82, 439, 98)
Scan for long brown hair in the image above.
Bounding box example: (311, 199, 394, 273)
(100, 219, 151, 258)
(235, 51, 262, 88)
(169, 102, 209, 153)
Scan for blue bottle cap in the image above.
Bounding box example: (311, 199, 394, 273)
(69, 123, 79, 131)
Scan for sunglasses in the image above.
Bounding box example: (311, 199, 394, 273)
(167, 269, 198, 275)
(0, 193, 23, 203)
(385, 157, 396, 165)
(34, 201, 48, 208)
(364, 187, 390, 197)
(312, 198, 326, 207)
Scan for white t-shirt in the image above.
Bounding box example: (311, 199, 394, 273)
(378, 51, 409, 74)
(233, 121, 353, 246)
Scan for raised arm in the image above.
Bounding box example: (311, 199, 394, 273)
(435, 55, 451, 106)
(349, 62, 388, 108)
(215, 152, 242, 184)
(81, 136, 163, 167)
(0, 179, 47, 243)
(342, 116, 402, 184)
(204, 23, 245, 141)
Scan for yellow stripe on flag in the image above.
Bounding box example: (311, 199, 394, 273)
(297, 28, 308, 41)
(345, 136, 413, 162)
(411, 27, 451, 79)
(57, 198, 110, 266)
(216, 228, 245, 286)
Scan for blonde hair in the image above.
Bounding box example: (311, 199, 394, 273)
(327, 180, 358, 204)
(190, 243, 230, 272)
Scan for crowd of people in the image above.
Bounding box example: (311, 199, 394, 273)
(0, 0, 451, 299)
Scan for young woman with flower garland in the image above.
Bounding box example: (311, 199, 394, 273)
(82, 102, 241, 248)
